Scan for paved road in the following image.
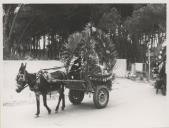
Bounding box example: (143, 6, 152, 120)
(2, 78, 169, 128)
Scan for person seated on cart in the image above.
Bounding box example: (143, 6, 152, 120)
(69, 56, 82, 80)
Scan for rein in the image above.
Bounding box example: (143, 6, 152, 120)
(41, 63, 78, 71)
(22, 84, 29, 89)
(41, 66, 65, 70)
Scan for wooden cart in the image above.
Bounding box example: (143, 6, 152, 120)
(49, 71, 113, 108)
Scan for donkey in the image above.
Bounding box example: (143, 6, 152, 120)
(16, 63, 67, 117)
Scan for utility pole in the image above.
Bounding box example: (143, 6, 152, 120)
(148, 43, 151, 81)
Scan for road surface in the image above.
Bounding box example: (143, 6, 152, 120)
(2, 78, 169, 128)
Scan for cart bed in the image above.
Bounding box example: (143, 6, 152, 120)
(50, 79, 87, 90)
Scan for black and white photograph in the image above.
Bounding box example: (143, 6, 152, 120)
(1, 3, 169, 128)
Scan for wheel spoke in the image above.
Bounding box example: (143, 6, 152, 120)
(93, 86, 109, 109)
(69, 90, 84, 105)
(99, 89, 107, 105)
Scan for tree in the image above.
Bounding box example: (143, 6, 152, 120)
(93, 29, 118, 71)
(96, 7, 129, 60)
(61, 22, 117, 73)
(61, 32, 83, 72)
(124, 4, 166, 35)
(4, 4, 165, 62)
(3, 4, 93, 59)
(97, 7, 121, 33)
(124, 4, 166, 63)
(3, 4, 23, 59)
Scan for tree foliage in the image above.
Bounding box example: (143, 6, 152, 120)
(97, 7, 121, 33)
(61, 23, 117, 73)
(123, 4, 166, 63)
(3, 4, 23, 58)
(124, 4, 166, 35)
(3, 4, 166, 64)
(93, 29, 118, 70)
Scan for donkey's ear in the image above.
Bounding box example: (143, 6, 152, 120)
(24, 63, 27, 69)
(21, 63, 24, 67)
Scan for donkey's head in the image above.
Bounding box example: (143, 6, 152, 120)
(16, 63, 27, 93)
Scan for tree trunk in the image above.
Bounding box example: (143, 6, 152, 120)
(51, 33, 55, 59)
(3, 6, 12, 59)
(32, 37, 36, 57)
(35, 37, 38, 57)
(43, 35, 46, 56)
(3, 4, 23, 59)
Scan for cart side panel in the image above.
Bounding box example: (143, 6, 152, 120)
(64, 80, 87, 91)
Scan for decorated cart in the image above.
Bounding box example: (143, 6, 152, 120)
(41, 24, 116, 108)
(41, 58, 114, 108)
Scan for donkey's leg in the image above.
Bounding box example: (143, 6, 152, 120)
(55, 91, 62, 113)
(35, 93, 40, 117)
(42, 94, 51, 114)
(61, 86, 65, 110)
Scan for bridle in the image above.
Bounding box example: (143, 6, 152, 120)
(16, 70, 41, 92)
(16, 70, 28, 91)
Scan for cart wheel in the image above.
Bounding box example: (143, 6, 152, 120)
(69, 90, 84, 105)
(93, 86, 109, 109)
